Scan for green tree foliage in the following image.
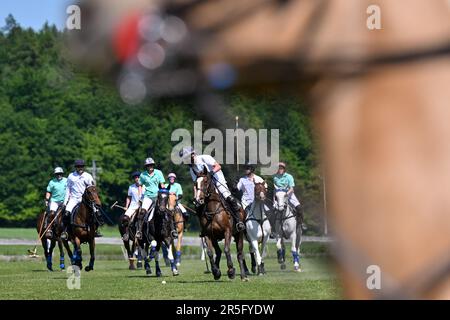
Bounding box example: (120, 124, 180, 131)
(0, 17, 325, 234)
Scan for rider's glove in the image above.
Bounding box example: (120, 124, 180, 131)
(45, 200, 49, 207)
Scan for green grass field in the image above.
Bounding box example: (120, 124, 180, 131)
(0, 257, 341, 299)
(0, 228, 341, 300)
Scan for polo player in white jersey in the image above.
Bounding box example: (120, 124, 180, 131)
(121, 171, 142, 241)
(61, 159, 103, 239)
(179, 146, 245, 232)
(236, 162, 270, 213)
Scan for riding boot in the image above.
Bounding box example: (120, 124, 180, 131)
(94, 210, 104, 237)
(226, 196, 246, 232)
(60, 211, 70, 240)
(295, 205, 307, 230)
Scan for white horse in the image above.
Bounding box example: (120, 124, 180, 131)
(273, 189, 302, 272)
(245, 182, 271, 275)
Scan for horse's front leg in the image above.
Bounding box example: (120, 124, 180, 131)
(259, 220, 271, 275)
(223, 230, 235, 280)
(276, 235, 286, 270)
(62, 239, 73, 263)
(41, 238, 52, 271)
(204, 236, 221, 280)
(292, 223, 302, 272)
(85, 239, 95, 272)
(165, 241, 179, 276)
(154, 243, 162, 277)
(72, 237, 82, 269)
(235, 230, 248, 281)
(57, 239, 65, 270)
(175, 225, 183, 266)
(142, 242, 152, 276)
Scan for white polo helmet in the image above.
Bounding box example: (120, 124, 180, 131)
(179, 146, 195, 160)
(144, 157, 155, 166)
(54, 167, 64, 174)
(168, 173, 177, 179)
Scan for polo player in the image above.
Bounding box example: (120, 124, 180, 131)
(179, 146, 246, 232)
(136, 157, 166, 240)
(62, 159, 104, 239)
(121, 171, 142, 241)
(236, 162, 269, 212)
(44, 167, 67, 238)
(273, 162, 307, 230)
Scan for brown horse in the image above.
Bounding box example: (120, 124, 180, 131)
(195, 173, 248, 281)
(68, 185, 102, 272)
(36, 208, 73, 271)
(167, 193, 185, 266)
(71, 0, 450, 298)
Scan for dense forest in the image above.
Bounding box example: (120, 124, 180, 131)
(0, 15, 325, 234)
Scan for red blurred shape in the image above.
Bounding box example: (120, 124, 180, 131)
(113, 12, 141, 63)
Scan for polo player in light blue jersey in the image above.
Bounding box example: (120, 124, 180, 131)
(136, 157, 166, 240)
(44, 167, 67, 238)
(273, 162, 307, 230)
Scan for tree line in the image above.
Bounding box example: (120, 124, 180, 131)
(0, 15, 325, 234)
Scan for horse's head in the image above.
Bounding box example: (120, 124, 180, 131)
(84, 185, 102, 207)
(157, 188, 170, 212)
(195, 173, 211, 205)
(168, 192, 177, 211)
(274, 188, 288, 211)
(254, 182, 267, 201)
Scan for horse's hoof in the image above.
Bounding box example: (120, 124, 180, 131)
(60, 264, 65, 270)
(129, 264, 136, 270)
(251, 266, 256, 274)
(213, 270, 221, 280)
(146, 268, 152, 275)
(172, 269, 179, 276)
(156, 271, 162, 277)
(294, 266, 302, 272)
(245, 270, 251, 276)
(280, 263, 286, 270)
(227, 268, 236, 280)
(241, 277, 249, 282)
(47, 266, 53, 272)
(85, 266, 93, 272)
(137, 261, 143, 269)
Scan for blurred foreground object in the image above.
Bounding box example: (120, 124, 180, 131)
(68, 0, 450, 299)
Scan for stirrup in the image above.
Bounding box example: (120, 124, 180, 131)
(171, 230, 178, 238)
(135, 230, 142, 240)
(122, 233, 129, 241)
(301, 223, 308, 231)
(45, 230, 53, 238)
(60, 231, 68, 240)
(95, 230, 103, 238)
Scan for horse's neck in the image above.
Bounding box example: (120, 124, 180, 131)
(252, 198, 265, 219)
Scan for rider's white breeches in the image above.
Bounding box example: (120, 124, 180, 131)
(65, 197, 81, 213)
(141, 197, 155, 221)
(213, 170, 231, 199)
(49, 201, 62, 212)
(125, 203, 140, 218)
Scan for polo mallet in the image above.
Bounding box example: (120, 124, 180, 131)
(110, 201, 127, 211)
